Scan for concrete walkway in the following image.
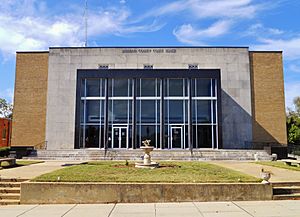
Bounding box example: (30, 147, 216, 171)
(0, 161, 85, 179)
(210, 161, 300, 182)
(0, 201, 300, 217)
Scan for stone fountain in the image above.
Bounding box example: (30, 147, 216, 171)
(135, 140, 159, 169)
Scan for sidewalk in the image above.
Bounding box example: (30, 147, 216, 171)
(210, 161, 300, 182)
(0, 161, 85, 179)
(0, 201, 300, 217)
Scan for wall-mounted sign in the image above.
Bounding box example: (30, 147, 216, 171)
(122, 48, 176, 54)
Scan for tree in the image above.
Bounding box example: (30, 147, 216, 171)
(0, 98, 13, 118)
(287, 97, 300, 144)
(294, 97, 300, 114)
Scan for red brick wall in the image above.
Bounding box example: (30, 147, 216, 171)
(0, 118, 11, 148)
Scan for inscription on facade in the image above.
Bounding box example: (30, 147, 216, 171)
(122, 48, 176, 54)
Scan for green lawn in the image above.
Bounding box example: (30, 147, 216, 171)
(254, 161, 300, 172)
(33, 161, 260, 183)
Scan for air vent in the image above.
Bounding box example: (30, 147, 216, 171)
(188, 64, 198, 69)
(144, 64, 153, 69)
(98, 64, 109, 69)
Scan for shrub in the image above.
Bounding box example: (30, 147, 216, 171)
(0, 147, 10, 157)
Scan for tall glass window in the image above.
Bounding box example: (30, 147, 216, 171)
(80, 79, 105, 148)
(136, 79, 160, 148)
(192, 78, 217, 149)
(164, 79, 188, 149)
(108, 79, 133, 148)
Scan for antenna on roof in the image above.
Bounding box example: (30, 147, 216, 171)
(84, 0, 88, 47)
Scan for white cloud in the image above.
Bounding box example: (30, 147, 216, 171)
(285, 82, 300, 110)
(253, 37, 300, 60)
(173, 20, 232, 45)
(0, 1, 163, 56)
(245, 23, 284, 37)
(145, 0, 266, 45)
(0, 88, 14, 103)
(143, 0, 263, 19)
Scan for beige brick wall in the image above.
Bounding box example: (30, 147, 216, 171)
(250, 51, 287, 145)
(11, 52, 49, 147)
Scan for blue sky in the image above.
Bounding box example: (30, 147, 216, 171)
(0, 0, 300, 110)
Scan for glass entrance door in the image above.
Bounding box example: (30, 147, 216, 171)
(112, 126, 128, 148)
(171, 126, 183, 149)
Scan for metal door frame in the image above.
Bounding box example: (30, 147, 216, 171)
(170, 126, 183, 149)
(112, 125, 128, 149)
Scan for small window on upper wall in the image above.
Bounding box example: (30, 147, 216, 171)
(144, 64, 153, 69)
(188, 64, 198, 69)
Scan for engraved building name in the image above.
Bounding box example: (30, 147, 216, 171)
(122, 48, 176, 54)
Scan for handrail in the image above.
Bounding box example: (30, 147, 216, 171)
(33, 141, 48, 150)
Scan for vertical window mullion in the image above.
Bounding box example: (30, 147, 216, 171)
(99, 79, 102, 148)
(183, 79, 185, 149)
(210, 79, 214, 149)
(83, 79, 87, 149)
(155, 78, 158, 149)
(195, 79, 198, 149)
(215, 79, 219, 149)
(127, 79, 130, 127)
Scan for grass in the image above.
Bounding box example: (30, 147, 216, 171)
(33, 161, 260, 183)
(254, 161, 300, 172)
(0, 160, 44, 169)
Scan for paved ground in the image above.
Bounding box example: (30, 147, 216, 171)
(1, 201, 300, 217)
(0, 161, 85, 179)
(210, 161, 300, 182)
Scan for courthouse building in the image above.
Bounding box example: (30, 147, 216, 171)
(11, 47, 287, 155)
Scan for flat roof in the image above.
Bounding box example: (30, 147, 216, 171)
(49, 46, 249, 49)
(15, 47, 283, 53)
(249, 51, 283, 53)
(16, 51, 49, 54)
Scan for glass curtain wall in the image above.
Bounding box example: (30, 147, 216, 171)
(79, 77, 218, 149)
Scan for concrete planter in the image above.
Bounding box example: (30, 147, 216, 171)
(20, 182, 273, 204)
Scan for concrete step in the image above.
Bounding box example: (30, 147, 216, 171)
(273, 187, 300, 195)
(0, 187, 20, 194)
(273, 193, 300, 200)
(0, 199, 20, 205)
(272, 182, 300, 187)
(25, 149, 272, 161)
(0, 193, 20, 200)
(0, 178, 28, 182)
(0, 182, 21, 188)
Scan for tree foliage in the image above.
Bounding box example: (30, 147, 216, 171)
(287, 97, 300, 144)
(0, 98, 13, 118)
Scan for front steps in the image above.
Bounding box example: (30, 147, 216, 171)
(24, 149, 272, 161)
(0, 178, 27, 205)
(273, 182, 300, 200)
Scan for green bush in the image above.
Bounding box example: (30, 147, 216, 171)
(0, 147, 10, 157)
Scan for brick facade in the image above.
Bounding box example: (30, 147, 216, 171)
(11, 52, 49, 147)
(250, 51, 287, 145)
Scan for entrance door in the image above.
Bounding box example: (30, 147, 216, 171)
(112, 126, 128, 148)
(171, 126, 183, 149)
